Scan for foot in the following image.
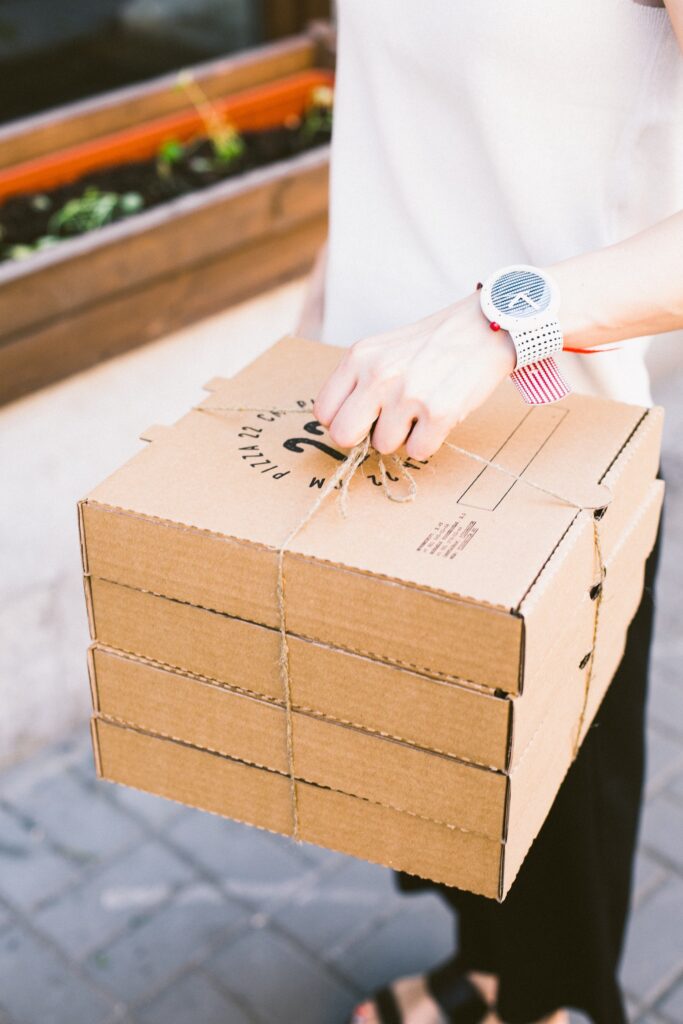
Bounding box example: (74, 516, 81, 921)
(349, 970, 500, 1023)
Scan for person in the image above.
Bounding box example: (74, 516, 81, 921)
(295, 2, 683, 1023)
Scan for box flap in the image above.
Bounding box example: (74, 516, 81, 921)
(85, 336, 645, 613)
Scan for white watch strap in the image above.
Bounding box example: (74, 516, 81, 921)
(509, 317, 564, 368)
(507, 316, 569, 404)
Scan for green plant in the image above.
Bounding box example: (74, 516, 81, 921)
(48, 188, 143, 237)
(302, 84, 334, 141)
(118, 192, 144, 215)
(35, 234, 60, 250)
(175, 70, 244, 169)
(211, 129, 244, 166)
(188, 156, 213, 175)
(30, 193, 52, 212)
(6, 244, 34, 261)
(157, 137, 186, 177)
(5, 235, 59, 261)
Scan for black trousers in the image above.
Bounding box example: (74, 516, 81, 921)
(396, 520, 662, 1024)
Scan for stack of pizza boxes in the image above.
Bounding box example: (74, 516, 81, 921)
(79, 337, 663, 900)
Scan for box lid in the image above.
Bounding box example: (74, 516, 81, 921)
(86, 336, 646, 613)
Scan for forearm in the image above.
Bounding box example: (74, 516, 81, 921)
(547, 209, 683, 349)
(315, 210, 683, 457)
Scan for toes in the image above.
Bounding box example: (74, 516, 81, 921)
(350, 1001, 378, 1023)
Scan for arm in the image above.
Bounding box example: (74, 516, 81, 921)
(314, 209, 683, 460)
(666, 0, 683, 51)
(553, 209, 683, 348)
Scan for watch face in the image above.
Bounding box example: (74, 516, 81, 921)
(490, 269, 552, 319)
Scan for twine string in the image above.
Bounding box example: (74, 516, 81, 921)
(198, 403, 609, 837)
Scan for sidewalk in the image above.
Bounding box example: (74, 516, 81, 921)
(1, 368, 682, 1024)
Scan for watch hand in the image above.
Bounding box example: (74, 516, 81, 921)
(508, 291, 541, 311)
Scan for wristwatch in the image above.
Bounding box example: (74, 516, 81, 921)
(478, 264, 570, 405)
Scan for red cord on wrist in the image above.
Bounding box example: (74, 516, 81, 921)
(563, 344, 622, 354)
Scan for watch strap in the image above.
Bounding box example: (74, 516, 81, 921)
(510, 357, 570, 405)
(509, 316, 564, 368)
(476, 272, 571, 405)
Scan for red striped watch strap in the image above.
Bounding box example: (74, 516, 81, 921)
(510, 357, 570, 405)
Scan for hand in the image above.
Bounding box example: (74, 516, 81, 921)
(313, 291, 516, 460)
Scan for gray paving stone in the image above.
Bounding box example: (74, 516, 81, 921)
(0, 924, 115, 1024)
(332, 892, 454, 993)
(0, 803, 77, 911)
(626, 995, 641, 1022)
(7, 772, 143, 867)
(206, 925, 355, 1024)
(658, 973, 683, 1023)
(645, 726, 683, 796)
(647, 665, 683, 739)
(636, 1014, 676, 1024)
(666, 765, 683, 804)
(653, 571, 683, 655)
(289, 839, 351, 870)
(69, 731, 103, 778)
(273, 859, 403, 959)
(0, 735, 92, 804)
(620, 874, 683, 1005)
(104, 780, 187, 830)
(0, 903, 12, 935)
(640, 791, 683, 872)
(35, 840, 196, 961)
(137, 970, 253, 1024)
(167, 809, 314, 905)
(632, 849, 669, 908)
(85, 881, 247, 1004)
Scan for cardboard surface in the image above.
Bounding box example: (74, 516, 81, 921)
(91, 647, 508, 837)
(87, 472, 662, 773)
(503, 479, 664, 889)
(90, 481, 663, 887)
(80, 335, 662, 693)
(87, 581, 513, 769)
(92, 717, 505, 898)
(91, 473, 661, 899)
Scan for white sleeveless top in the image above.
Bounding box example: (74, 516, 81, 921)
(321, 0, 683, 406)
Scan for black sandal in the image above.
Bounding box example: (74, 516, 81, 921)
(350, 965, 491, 1023)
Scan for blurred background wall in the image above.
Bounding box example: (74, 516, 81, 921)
(0, 0, 329, 123)
(0, 0, 331, 767)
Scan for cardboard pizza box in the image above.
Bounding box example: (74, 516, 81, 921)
(89, 480, 663, 898)
(79, 336, 662, 697)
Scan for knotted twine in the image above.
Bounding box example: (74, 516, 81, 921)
(199, 403, 609, 841)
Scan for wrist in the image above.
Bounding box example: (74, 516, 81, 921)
(476, 265, 570, 403)
(461, 289, 517, 374)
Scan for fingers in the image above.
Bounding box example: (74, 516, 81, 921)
(313, 353, 357, 428)
(404, 412, 454, 461)
(314, 338, 464, 458)
(328, 384, 382, 448)
(371, 405, 416, 454)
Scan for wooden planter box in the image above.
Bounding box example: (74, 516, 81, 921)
(0, 25, 335, 406)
